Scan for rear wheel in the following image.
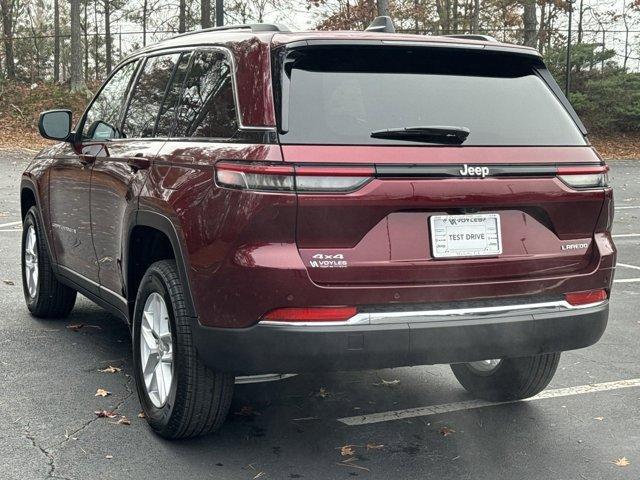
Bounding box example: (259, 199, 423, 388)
(22, 206, 76, 318)
(451, 353, 561, 401)
(132, 260, 234, 439)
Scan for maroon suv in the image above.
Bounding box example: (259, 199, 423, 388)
(22, 20, 615, 439)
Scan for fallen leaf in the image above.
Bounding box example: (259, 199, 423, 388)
(316, 387, 330, 398)
(2, 279, 15, 285)
(110, 416, 130, 426)
(234, 405, 260, 417)
(440, 426, 456, 437)
(94, 410, 118, 419)
(340, 445, 356, 456)
(98, 366, 121, 373)
(95, 389, 111, 397)
(138, 411, 146, 418)
(366, 443, 384, 450)
(613, 457, 630, 467)
(105, 455, 113, 459)
(374, 379, 400, 387)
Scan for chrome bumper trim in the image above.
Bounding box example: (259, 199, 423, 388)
(259, 300, 608, 327)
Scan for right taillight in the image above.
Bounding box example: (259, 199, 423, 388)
(557, 165, 609, 189)
(215, 161, 374, 193)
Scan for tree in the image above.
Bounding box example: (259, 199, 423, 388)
(70, 0, 85, 91)
(0, 0, 16, 79)
(179, 0, 186, 31)
(522, 0, 537, 47)
(202, 0, 211, 27)
(377, 0, 388, 16)
(54, 0, 60, 82)
(104, 0, 112, 73)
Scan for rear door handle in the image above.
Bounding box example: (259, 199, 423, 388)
(127, 154, 151, 171)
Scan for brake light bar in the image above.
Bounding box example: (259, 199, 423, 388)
(261, 306, 358, 322)
(215, 162, 374, 193)
(564, 289, 607, 306)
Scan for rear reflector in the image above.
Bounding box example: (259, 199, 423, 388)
(262, 306, 357, 322)
(564, 289, 607, 306)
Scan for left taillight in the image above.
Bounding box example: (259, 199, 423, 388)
(215, 161, 374, 193)
(215, 162, 295, 192)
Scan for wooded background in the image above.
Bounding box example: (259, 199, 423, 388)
(0, 0, 638, 144)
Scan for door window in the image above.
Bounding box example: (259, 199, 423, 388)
(122, 53, 181, 138)
(81, 60, 139, 140)
(174, 50, 238, 138)
(155, 52, 192, 137)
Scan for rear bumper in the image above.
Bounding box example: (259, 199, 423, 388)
(193, 300, 609, 375)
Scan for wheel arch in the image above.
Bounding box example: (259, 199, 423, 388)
(20, 177, 57, 265)
(125, 210, 197, 321)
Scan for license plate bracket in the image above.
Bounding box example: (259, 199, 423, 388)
(430, 214, 502, 258)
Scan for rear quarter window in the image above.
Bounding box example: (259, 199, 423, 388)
(276, 46, 586, 146)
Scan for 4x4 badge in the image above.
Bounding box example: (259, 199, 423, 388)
(459, 164, 490, 178)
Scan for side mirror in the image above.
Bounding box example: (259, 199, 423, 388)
(38, 109, 73, 142)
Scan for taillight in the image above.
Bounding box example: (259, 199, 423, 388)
(557, 165, 609, 189)
(261, 306, 357, 322)
(215, 162, 294, 192)
(564, 289, 607, 306)
(215, 161, 374, 193)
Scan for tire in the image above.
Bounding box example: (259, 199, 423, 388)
(132, 260, 234, 439)
(22, 206, 77, 318)
(450, 353, 561, 401)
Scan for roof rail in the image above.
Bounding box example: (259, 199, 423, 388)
(172, 23, 289, 39)
(443, 34, 497, 42)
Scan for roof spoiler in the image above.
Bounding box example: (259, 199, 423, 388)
(365, 16, 395, 33)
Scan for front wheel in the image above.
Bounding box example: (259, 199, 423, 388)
(132, 260, 234, 439)
(451, 353, 561, 401)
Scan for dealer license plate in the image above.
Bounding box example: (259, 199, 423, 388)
(430, 214, 502, 258)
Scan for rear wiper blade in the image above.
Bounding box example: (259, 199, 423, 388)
(370, 125, 470, 144)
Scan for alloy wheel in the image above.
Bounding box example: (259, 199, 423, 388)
(467, 358, 501, 373)
(140, 292, 174, 407)
(24, 225, 39, 299)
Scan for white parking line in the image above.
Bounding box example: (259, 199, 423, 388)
(614, 278, 640, 283)
(0, 221, 21, 228)
(612, 233, 640, 238)
(616, 205, 640, 210)
(338, 378, 640, 426)
(0, 229, 21, 232)
(618, 263, 640, 271)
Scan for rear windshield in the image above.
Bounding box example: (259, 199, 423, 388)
(276, 46, 586, 146)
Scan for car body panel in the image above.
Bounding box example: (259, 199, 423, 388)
(21, 28, 616, 372)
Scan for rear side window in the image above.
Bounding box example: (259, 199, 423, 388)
(155, 52, 192, 137)
(174, 50, 238, 138)
(277, 47, 586, 146)
(123, 53, 180, 138)
(82, 60, 139, 140)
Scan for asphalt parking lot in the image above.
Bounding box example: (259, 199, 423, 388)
(0, 150, 638, 480)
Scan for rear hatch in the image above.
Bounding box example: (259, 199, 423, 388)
(273, 42, 608, 286)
